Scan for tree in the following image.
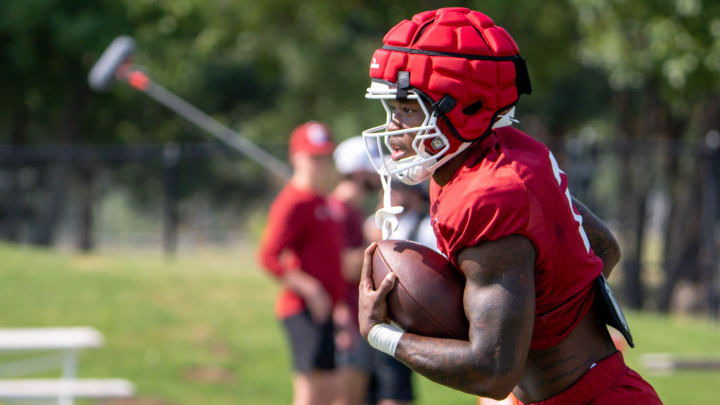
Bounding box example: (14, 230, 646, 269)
(569, 0, 720, 309)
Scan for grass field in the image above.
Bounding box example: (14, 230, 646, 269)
(0, 243, 718, 404)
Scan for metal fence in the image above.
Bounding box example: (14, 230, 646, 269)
(0, 138, 718, 317)
(0, 142, 280, 254)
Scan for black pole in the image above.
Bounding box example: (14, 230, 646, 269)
(163, 143, 180, 257)
(77, 164, 95, 251)
(705, 131, 720, 320)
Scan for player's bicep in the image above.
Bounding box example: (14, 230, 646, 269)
(457, 235, 536, 373)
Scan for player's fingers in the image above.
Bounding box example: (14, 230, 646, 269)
(375, 272, 397, 298)
(360, 242, 378, 290)
(308, 296, 331, 323)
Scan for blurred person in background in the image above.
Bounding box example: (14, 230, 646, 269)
(330, 136, 414, 405)
(359, 180, 431, 405)
(257, 121, 346, 405)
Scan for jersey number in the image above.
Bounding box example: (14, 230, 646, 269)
(548, 152, 591, 253)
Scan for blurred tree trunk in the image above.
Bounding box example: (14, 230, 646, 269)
(708, 144, 720, 319)
(76, 165, 94, 251)
(72, 79, 92, 251)
(4, 104, 28, 241)
(617, 141, 643, 309)
(615, 89, 647, 309)
(31, 74, 88, 247)
(163, 143, 180, 256)
(698, 98, 720, 317)
(707, 100, 720, 319)
(658, 174, 703, 312)
(30, 164, 68, 246)
(657, 139, 681, 313)
(657, 104, 709, 312)
(623, 179, 648, 309)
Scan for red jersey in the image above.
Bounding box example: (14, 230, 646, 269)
(258, 183, 347, 319)
(327, 197, 366, 250)
(327, 196, 367, 327)
(429, 126, 603, 350)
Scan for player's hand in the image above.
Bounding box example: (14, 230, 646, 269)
(333, 304, 356, 350)
(358, 242, 397, 339)
(333, 302, 352, 325)
(305, 287, 332, 323)
(284, 270, 332, 322)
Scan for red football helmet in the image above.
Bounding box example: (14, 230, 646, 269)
(362, 7, 532, 185)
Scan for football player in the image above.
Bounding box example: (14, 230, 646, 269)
(356, 8, 661, 404)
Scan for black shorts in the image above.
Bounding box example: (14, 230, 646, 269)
(336, 330, 414, 402)
(281, 310, 335, 372)
(366, 348, 414, 403)
(336, 331, 374, 372)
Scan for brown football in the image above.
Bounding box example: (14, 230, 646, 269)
(372, 239, 468, 340)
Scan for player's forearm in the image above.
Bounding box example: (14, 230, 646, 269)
(283, 270, 322, 296)
(573, 198, 621, 278)
(257, 234, 294, 278)
(257, 248, 285, 278)
(341, 248, 365, 282)
(394, 334, 518, 399)
(392, 235, 534, 398)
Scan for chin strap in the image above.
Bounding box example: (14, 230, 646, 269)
(492, 106, 519, 129)
(375, 173, 404, 239)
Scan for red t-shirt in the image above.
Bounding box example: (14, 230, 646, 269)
(257, 183, 347, 319)
(429, 126, 603, 350)
(328, 197, 366, 249)
(327, 196, 367, 326)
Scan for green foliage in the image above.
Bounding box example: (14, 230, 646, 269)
(570, 0, 720, 111)
(3, 0, 718, 142)
(0, 0, 595, 146)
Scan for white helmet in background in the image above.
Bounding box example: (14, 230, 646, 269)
(334, 136, 381, 175)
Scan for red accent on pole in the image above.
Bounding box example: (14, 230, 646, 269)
(128, 71, 150, 91)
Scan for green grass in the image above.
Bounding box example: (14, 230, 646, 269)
(0, 243, 718, 404)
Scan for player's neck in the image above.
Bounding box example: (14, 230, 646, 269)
(432, 147, 472, 186)
(331, 180, 363, 206)
(291, 173, 327, 195)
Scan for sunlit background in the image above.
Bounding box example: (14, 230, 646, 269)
(1, 0, 719, 403)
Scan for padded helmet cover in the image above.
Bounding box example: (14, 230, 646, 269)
(368, 7, 531, 147)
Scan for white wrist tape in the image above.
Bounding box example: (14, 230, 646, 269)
(368, 323, 404, 357)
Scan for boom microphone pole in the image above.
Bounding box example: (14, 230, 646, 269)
(88, 36, 292, 181)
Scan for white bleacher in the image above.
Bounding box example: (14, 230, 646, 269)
(0, 379, 134, 398)
(0, 327, 103, 351)
(0, 327, 135, 405)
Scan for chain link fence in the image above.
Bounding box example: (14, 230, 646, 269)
(1, 137, 718, 317)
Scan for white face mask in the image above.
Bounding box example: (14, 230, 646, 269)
(362, 82, 469, 238)
(362, 83, 518, 185)
(362, 82, 449, 186)
(361, 82, 519, 239)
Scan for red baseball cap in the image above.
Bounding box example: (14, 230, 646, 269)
(289, 121, 335, 158)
